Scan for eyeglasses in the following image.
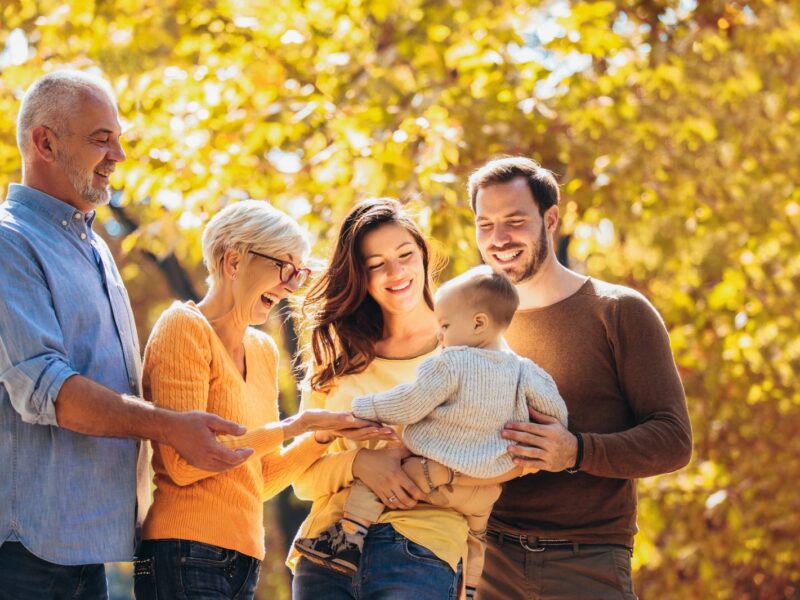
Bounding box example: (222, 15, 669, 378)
(249, 251, 311, 287)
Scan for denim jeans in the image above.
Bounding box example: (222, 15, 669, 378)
(0, 541, 107, 600)
(292, 523, 462, 600)
(133, 539, 261, 600)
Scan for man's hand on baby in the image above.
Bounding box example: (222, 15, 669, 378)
(502, 407, 578, 472)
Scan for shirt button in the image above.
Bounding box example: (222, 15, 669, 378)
(80, 233, 87, 240)
(74, 213, 82, 220)
(61, 220, 68, 227)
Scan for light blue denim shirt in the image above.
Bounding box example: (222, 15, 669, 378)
(0, 184, 142, 565)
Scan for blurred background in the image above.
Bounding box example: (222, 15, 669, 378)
(2, 0, 798, 598)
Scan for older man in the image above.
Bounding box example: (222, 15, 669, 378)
(0, 71, 252, 599)
(470, 156, 692, 599)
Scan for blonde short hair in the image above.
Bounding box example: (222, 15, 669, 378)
(436, 265, 519, 327)
(201, 199, 310, 287)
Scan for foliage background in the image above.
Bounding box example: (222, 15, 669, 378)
(2, 0, 798, 598)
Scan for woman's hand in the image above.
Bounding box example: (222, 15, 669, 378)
(352, 447, 427, 509)
(281, 409, 374, 440)
(329, 423, 399, 444)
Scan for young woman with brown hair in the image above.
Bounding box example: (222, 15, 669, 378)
(289, 198, 467, 599)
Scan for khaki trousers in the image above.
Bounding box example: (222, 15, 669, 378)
(476, 530, 638, 600)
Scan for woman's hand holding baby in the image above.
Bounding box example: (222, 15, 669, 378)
(352, 446, 427, 509)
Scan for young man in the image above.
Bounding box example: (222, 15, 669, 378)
(0, 71, 255, 599)
(470, 156, 692, 599)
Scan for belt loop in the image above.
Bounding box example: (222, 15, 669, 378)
(498, 532, 504, 548)
(572, 541, 579, 555)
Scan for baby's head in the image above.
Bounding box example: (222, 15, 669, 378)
(434, 265, 519, 348)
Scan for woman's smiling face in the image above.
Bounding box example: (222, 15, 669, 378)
(236, 251, 302, 325)
(360, 223, 427, 318)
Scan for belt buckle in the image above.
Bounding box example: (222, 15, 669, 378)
(519, 535, 546, 553)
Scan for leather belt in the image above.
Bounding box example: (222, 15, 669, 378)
(486, 530, 631, 554)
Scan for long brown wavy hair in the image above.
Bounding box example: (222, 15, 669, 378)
(302, 198, 437, 392)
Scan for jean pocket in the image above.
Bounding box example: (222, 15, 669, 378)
(402, 538, 447, 566)
(133, 557, 158, 600)
(181, 541, 233, 568)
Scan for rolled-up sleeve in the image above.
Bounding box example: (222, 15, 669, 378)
(0, 231, 77, 425)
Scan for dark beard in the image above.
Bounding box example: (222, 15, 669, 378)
(512, 220, 548, 284)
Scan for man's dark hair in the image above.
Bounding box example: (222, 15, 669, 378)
(468, 156, 560, 215)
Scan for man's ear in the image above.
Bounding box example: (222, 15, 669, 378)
(474, 312, 489, 334)
(30, 126, 57, 162)
(544, 205, 559, 235)
(222, 248, 242, 280)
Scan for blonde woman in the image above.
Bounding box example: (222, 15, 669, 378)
(133, 200, 388, 600)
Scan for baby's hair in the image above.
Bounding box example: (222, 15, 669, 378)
(438, 265, 519, 327)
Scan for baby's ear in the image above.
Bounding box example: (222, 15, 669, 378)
(474, 312, 489, 333)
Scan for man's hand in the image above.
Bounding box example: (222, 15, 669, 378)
(163, 411, 253, 472)
(502, 408, 578, 472)
(352, 446, 426, 509)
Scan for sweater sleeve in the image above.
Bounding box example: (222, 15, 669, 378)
(260, 433, 331, 501)
(581, 293, 692, 478)
(291, 447, 360, 501)
(522, 361, 569, 428)
(217, 423, 285, 455)
(291, 384, 360, 501)
(350, 354, 456, 424)
(143, 308, 220, 486)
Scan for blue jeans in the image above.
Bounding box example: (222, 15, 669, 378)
(292, 524, 462, 600)
(133, 539, 261, 600)
(0, 541, 107, 600)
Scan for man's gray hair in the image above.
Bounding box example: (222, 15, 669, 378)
(16, 70, 116, 155)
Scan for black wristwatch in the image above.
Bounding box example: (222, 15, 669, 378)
(565, 432, 584, 474)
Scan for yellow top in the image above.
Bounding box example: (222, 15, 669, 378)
(141, 301, 329, 559)
(287, 348, 469, 572)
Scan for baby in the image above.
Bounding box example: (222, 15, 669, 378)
(294, 266, 568, 598)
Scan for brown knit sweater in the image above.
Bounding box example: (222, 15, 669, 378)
(491, 278, 692, 547)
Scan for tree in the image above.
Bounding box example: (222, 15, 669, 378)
(2, 0, 798, 597)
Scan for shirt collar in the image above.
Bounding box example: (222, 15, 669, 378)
(7, 183, 97, 229)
